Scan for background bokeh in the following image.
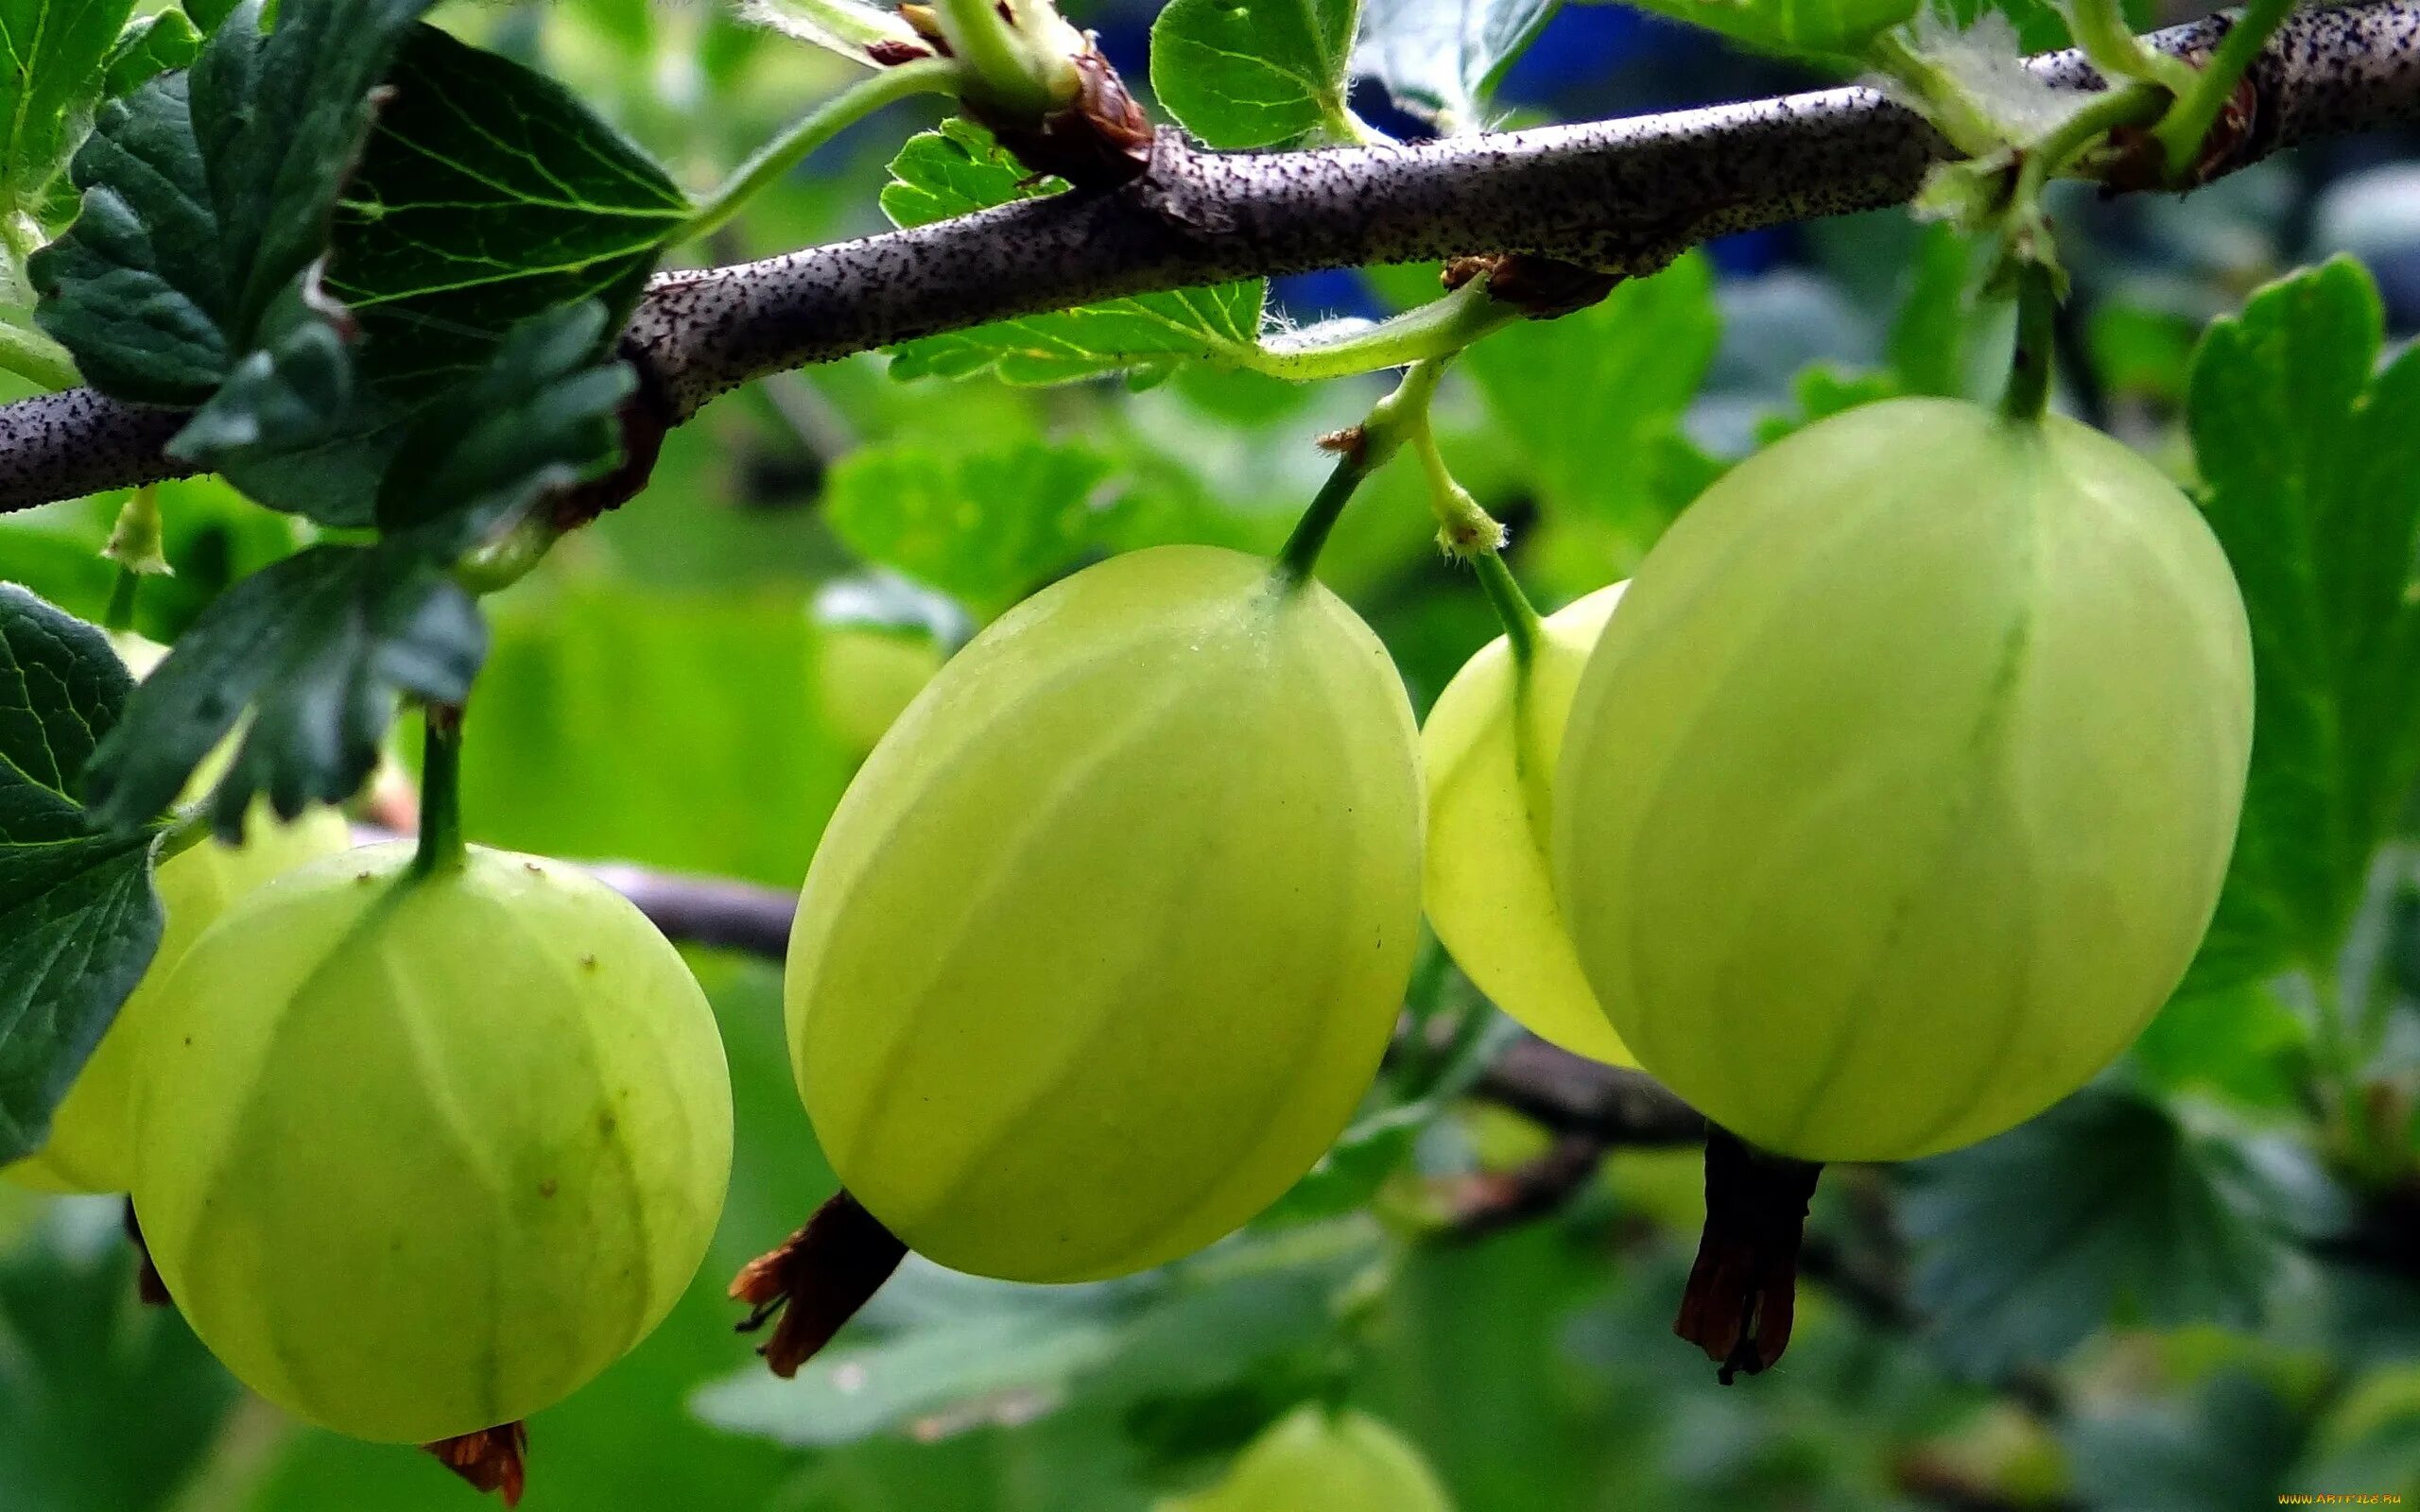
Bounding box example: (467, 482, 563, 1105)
(4, 0, 2419, 1507)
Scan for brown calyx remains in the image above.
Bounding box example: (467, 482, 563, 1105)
(1673, 1125, 1824, 1383)
(425, 1421, 528, 1506)
(732, 1189, 909, 1378)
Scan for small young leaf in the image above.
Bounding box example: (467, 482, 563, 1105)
(32, 0, 441, 404)
(822, 439, 1118, 614)
(2181, 257, 2420, 994)
(1351, 0, 1560, 133)
(0, 0, 140, 228)
(1151, 0, 1361, 148)
(81, 542, 484, 836)
(880, 121, 1266, 386)
(0, 586, 161, 1163)
(325, 24, 691, 399)
(1901, 1084, 2350, 1379)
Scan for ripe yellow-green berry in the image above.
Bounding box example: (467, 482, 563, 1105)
(1557, 398, 2253, 1162)
(133, 842, 733, 1444)
(1156, 1406, 1454, 1512)
(788, 545, 1423, 1283)
(1421, 582, 1632, 1065)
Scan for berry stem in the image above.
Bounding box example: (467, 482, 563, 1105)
(1997, 261, 2059, 426)
(1245, 284, 1515, 383)
(2153, 0, 2294, 180)
(412, 704, 469, 878)
(682, 60, 957, 248)
(1276, 359, 1449, 584)
(1471, 552, 1543, 672)
(1275, 451, 1375, 585)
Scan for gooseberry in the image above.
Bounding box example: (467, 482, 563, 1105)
(1156, 1405, 1454, 1512)
(132, 841, 733, 1444)
(1421, 582, 1632, 1065)
(1555, 398, 2253, 1163)
(786, 544, 1423, 1283)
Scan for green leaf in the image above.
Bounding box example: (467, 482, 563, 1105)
(2181, 258, 2420, 994)
(0, 586, 160, 1163)
(81, 541, 483, 836)
(372, 300, 632, 557)
(1351, 0, 1560, 133)
(1464, 253, 1720, 563)
(1601, 0, 1918, 58)
(1150, 0, 1360, 148)
(695, 1302, 1129, 1448)
(822, 439, 1119, 614)
(881, 121, 1266, 387)
(31, 0, 441, 404)
(324, 24, 690, 399)
(0, 0, 138, 226)
(100, 9, 201, 100)
(1901, 1084, 2350, 1379)
(697, 1229, 1375, 1450)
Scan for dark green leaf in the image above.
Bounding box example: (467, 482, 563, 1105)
(1150, 0, 1360, 148)
(166, 269, 358, 480)
(31, 0, 439, 404)
(881, 120, 1265, 387)
(373, 300, 632, 556)
(822, 438, 1119, 613)
(1901, 1084, 2350, 1379)
(1351, 0, 1559, 133)
(324, 24, 689, 399)
(0, 586, 159, 1163)
(82, 541, 483, 836)
(2182, 258, 2420, 993)
(100, 9, 200, 100)
(0, 0, 138, 224)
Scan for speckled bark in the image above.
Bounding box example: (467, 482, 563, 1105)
(2, 0, 2415, 511)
